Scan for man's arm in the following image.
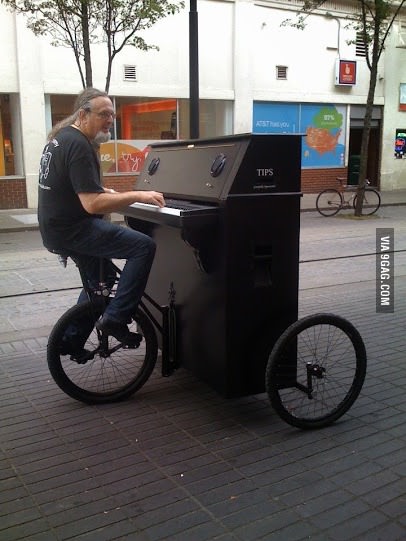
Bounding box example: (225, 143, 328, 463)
(78, 190, 165, 215)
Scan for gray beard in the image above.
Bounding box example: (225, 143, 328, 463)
(93, 131, 111, 145)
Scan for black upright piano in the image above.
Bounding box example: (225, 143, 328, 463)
(121, 133, 302, 398)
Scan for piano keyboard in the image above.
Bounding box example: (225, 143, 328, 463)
(129, 201, 183, 217)
(129, 199, 216, 217)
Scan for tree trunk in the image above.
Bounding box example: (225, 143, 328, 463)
(354, 52, 379, 216)
(81, 0, 93, 87)
(104, 59, 112, 94)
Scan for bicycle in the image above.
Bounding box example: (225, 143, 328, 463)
(316, 177, 381, 217)
(47, 255, 367, 429)
(46, 254, 173, 404)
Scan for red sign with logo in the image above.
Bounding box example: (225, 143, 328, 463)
(400, 83, 406, 111)
(336, 60, 357, 85)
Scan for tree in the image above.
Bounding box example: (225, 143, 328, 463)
(283, 0, 406, 215)
(95, 0, 184, 92)
(0, 0, 184, 92)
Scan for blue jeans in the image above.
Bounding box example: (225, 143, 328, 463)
(59, 217, 156, 324)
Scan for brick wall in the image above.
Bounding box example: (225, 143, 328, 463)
(106, 170, 350, 194)
(301, 168, 348, 193)
(105, 170, 350, 194)
(0, 175, 136, 209)
(0, 169, 349, 209)
(105, 171, 350, 195)
(102, 175, 136, 192)
(0, 178, 28, 209)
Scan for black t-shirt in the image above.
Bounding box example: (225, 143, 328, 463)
(38, 126, 104, 250)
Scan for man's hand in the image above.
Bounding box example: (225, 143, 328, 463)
(78, 189, 165, 215)
(138, 191, 165, 208)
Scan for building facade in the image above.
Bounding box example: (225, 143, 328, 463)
(0, 0, 405, 208)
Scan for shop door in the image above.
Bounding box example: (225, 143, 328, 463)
(348, 125, 381, 188)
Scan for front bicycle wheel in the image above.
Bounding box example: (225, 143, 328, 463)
(316, 189, 343, 216)
(266, 314, 367, 429)
(47, 299, 158, 404)
(353, 188, 381, 215)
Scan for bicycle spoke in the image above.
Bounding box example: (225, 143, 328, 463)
(266, 314, 366, 429)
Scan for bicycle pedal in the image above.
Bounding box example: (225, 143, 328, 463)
(123, 333, 143, 349)
(70, 349, 94, 364)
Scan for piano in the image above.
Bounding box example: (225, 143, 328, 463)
(126, 199, 218, 228)
(120, 133, 303, 398)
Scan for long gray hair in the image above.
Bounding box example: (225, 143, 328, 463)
(47, 87, 109, 141)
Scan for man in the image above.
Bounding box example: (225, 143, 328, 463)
(38, 87, 165, 350)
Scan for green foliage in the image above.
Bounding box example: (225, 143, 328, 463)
(280, 0, 406, 215)
(0, 0, 185, 90)
(1, 1, 91, 45)
(282, 0, 405, 69)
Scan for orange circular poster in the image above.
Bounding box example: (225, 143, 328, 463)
(100, 142, 150, 174)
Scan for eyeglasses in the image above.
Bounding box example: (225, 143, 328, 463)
(88, 110, 116, 120)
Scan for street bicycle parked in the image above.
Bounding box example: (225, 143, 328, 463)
(47, 254, 367, 430)
(316, 177, 381, 217)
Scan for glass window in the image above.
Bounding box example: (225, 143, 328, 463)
(49, 95, 234, 174)
(116, 97, 177, 140)
(0, 94, 16, 176)
(178, 99, 233, 139)
(50, 94, 75, 126)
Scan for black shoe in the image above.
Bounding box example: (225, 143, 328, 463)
(59, 340, 93, 363)
(96, 316, 142, 348)
(69, 349, 93, 363)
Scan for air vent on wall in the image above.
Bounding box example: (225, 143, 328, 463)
(355, 33, 367, 57)
(123, 65, 137, 81)
(276, 65, 288, 80)
(397, 21, 406, 48)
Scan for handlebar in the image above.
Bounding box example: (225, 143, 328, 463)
(336, 177, 370, 188)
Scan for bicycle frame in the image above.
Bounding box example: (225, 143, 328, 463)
(73, 257, 178, 378)
(316, 177, 380, 217)
(340, 190, 357, 209)
(50, 254, 366, 429)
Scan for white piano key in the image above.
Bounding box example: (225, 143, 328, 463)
(129, 201, 182, 216)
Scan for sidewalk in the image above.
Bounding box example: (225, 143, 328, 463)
(1, 204, 405, 540)
(1, 189, 406, 232)
(1, 268, 405, 540)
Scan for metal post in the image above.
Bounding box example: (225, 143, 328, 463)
(189, 0, 199, 139)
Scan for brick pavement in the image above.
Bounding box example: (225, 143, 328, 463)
(1, 188, 406, 232)
(1, 276, 405, 540)
(0, 202, 405, 540)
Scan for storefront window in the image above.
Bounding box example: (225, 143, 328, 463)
(0, 94, 16, 176)
(253, 101, 347, 168)
(116, 97, 177, 140)
(178, 99, 233, 139)
(49, 94, 233, 174)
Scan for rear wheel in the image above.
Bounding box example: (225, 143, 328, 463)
(353, 188, 381, 215)
(316, 189, 343, 216)
(266, 314, 367, 429)
(47, 299, 158, 404)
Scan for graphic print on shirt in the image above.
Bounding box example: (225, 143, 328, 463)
(39, 139, 59, 190)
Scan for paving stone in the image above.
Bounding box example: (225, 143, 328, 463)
(232, 509, 310, 540)
(137, 510, 213, 540)
(307, 498, 370, 529)
(350, 521, 406, 541)
(0, 211, 405, 540)
(327, 510, 389, 540)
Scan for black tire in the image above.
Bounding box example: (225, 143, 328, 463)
(266, 313, 367, 429)
(353, 188, 381, 215)
(316, 189, 343, 216)
(47, 299, 158, 404)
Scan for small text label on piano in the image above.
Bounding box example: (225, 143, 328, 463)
(257, 168, 274, 177)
